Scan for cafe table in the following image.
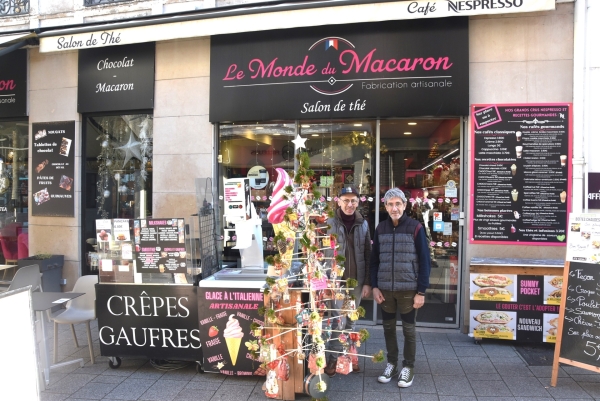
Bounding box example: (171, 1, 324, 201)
(32, 292, 84, 388)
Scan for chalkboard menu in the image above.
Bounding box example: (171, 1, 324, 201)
(197, 288, 264, 375)
(469, 272, 561, 342)
(470, 104, 572, 244)
(134, 218, 187, 274)
(31, 121, 75, 217)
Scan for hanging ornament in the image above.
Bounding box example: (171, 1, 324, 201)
(114, 172, 121, 181)
(103, 190, 111, 198)
(105, 159, 112, 167)
(101, 140, 109, 148)
(117, 132, 142, 168)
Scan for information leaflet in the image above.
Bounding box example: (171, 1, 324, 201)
(134, 218, 186, 274)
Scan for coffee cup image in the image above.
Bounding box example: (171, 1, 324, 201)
(516, 131, 522, 142)
(560, 190, 567, 203)
(514, 211, 520, 219)
(511, 164, 517, 176)
(515, 146, 523, 158)
(511, 189, 518, 201)
(560, 155, 567, 167)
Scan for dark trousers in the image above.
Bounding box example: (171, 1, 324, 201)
(380, 289, 417, 368)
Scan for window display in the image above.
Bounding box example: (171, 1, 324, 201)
(82, 114, 153, 276)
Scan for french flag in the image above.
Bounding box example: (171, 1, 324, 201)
(325, 39, 338, 50)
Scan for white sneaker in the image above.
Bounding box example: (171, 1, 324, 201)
(377, 363, 398, 383)
(397, 366, 414, 388)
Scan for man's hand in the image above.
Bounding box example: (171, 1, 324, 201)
(373, 288, 385, 304)
(413, 294, 425, 309)
(362, 285, 372, 298)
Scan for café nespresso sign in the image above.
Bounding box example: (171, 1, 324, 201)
(78, 42, 155, 113)
(0, 49, 27, 118)
(210, 18, 468, 121)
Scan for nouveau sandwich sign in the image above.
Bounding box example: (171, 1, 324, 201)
(38, 0, 555, 53)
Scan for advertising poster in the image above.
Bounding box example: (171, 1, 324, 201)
(198, 288, 264, 375)
(0, 49, 27, 118)
(135, 218, 186, 273)
(470, 104, 572, 245)
(224, 178, 251, 219)
(565, 213, 600, 264)
(96, 284, 202, 360)
(31, 121, 76, 216)
(469, 273, 561, 342)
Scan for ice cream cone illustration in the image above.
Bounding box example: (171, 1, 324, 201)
(223, 314, 244, 366)
(267, 168, 296, 273)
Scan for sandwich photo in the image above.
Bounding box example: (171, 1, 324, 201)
(474, 324, 513, 334)
(473, 274, 512, 288)
(474, 311, 512, 325)
(473, 287, 511, 297)
(548, 317, 559, 328)
(549, 277, 563, 289)
(548, 289, 562, 299)
(547, 327, 557, 336)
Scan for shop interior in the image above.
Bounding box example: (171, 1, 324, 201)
(218, 118, 462, 327)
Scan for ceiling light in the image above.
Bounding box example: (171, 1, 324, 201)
(404, 132, 412, 135)
(408, 122, 417, 126)
(301, 124, 310, 128)
(255, 127, 264, 130)
(311, 134, 319, 137)
(353, 123, 362, 127)
(273, 133, 281, 136)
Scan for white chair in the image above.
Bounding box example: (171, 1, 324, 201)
(1, 264, 41, 293)
(52, 275, 98, 365)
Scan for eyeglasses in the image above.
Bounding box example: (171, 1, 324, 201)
(386, 202, 404, 209)
(341, 199, 359, 205)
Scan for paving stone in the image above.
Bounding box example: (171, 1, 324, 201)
(360, 391, 400, 401)
(105, 378, 156, 400)
(570, 374, 600, 383)
(504, 376, 551, 398)
(45, 373, 97, 395)
(363, 376, 403, 393)
(91, 375, 127, 385)
(542, 378, 593, 399)
(128, 363, 166, 380)
(438, 397, 477, 401)
(171, 389, 215, 401)
(396, 373, 436, 394)
(327, 371, 364, 393)
(433, 375, 475, 396)
(494, 363, 535, 377)
(528, 365, 568, 378)
(139, 379, 187, 401)
(428, 359, 465, 376)
(317, 391, 363, 401)
(40, 393, 69, 401)
(222, 374, 259, 386)
(468, 373, 502, 381)
(69, 382, 118, 400)
(399, 394, 439, 401)
(420, 332, 451, 345)
(414, 359, 431, 374)
(209, 384, 254, 401)
(185, 379, 224, 391)
(425, 345, 457, 360)
(453, 346, 487, 357)
(459, 357, 497, 375)
(470, 379, 513, 397)
(158, 365, 198, 381)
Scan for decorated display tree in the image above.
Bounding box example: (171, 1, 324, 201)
(247, 152, 383, 400)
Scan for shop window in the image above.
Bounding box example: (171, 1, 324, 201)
(0, 120, 28, 263)
(378, 118, 461, 325)
(218, 121, 375, 263)
(82, 114, 153, 275)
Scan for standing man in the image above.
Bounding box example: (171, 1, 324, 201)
(371, 188, 431, 388)
(324, 186, 372, 376)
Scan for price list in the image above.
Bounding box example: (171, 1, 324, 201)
(134, 218, 187, 274)
(471, 104, 571, 244)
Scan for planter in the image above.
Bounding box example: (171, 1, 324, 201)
(18, 254, 64, 292)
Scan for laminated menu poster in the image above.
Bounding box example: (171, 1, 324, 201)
(565, 213, 600, 264)
(469, 273, 561, 342)
(197, 288, 264, 375)
(470, 104, 572, 245)
(134, 218, 187, 273)
(31, 121, 75, 216)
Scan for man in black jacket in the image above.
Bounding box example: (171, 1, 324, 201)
(371, 188, 431, 388)
(324, 186, 371, 376)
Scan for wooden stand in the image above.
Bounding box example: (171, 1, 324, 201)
(264, 290, 305, 400)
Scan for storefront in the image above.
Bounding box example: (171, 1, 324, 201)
(30, 0, 573, 333)
(211, 18, 468, 327)
(0, 49, 29, 264)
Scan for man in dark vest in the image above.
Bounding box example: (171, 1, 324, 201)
(371, 188, 431, 388)
(324, 186, 372, 376)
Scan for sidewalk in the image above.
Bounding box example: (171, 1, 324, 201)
(40, 320, 600, 401)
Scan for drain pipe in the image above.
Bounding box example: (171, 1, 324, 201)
(572, 0, 588, 213)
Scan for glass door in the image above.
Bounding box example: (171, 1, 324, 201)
(377, 119, 461, 326)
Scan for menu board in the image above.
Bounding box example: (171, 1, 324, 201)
(134, 218, 187, 273)
(197, 288, 264, 375)
(469, 273, 561, 342)
(470, 104, 572, 244)
(566, 213, 600, 264)
(31, 121, 75, 217)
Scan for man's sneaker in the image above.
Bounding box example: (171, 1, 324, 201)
(397, 366, 414, 388)
(377, 363, 398, 383)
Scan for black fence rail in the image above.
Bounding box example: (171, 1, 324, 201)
(0, 0, 29, 16)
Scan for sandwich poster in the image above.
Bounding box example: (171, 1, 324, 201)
(469, 273, 562, 342)
(31, 121, 76, 216)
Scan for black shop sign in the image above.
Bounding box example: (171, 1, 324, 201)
(96, 284, 202, 360)
(209, 18, 468, 122)
(0, 49, 27, 118)
(78, 42, 155, 113)
(31, 121, 75, 217)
